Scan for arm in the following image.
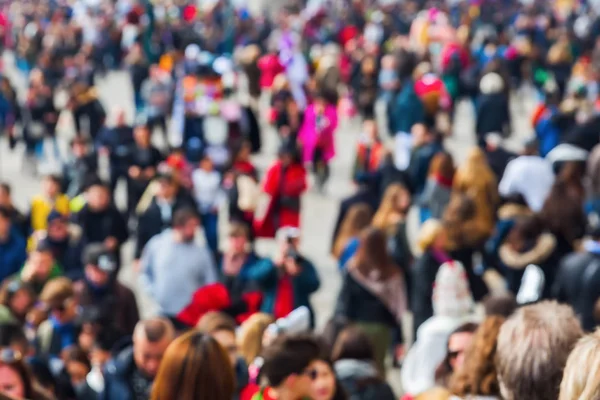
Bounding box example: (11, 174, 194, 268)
(294, 258, 320, 294)
(245, 258, 278, 288)
(139, 240, 156, 298)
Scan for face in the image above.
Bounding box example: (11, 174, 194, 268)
(115, 111, 126, 126)
(309, 360, 336, 400)
(228, 235, 247, 254)
(179, 218, 199, 243)
(51, 298, 77, 324)
(200, 157, 213, 171)
(448, 331, 474, 371)
(433, 229, 447, 251)
(85, 265, 110, 287)
(363, 121, 377, 141)
(30, 251, 54, 279)
(288, 366, 316, 399)
(133, 335, 172, 379)
(0, 215, 10, 238)
(212, 329, 237, 366)
(47, 219, 69, 241)
(156, 179, 176, 199)
(90, 348, 111, 368)
(395, 190, 411, 213)
(134, 126, 150, 146)
(66, 360, 90, 385)
(72, 142, 86, 157)
(0, 364, 26, 398)
(9, 289, 33, 318)
(42, 179, 60, 198)
(87, 186, 110, 211)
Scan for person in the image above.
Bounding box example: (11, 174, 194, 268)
(297, 94, 338, 191)
(150, 330, 235, 400)
(559, 330, 600, 400)
(352, 119, 385, 181)
(0, 206, 27, 283)
(483, 133, 516, 183)
(225, 141, 259, 227)
(141, 65, 172, 147)
(62, 345, 97, 399)
(237, 312, 275, 366)
(408, 124, 444, 202)
(101, 318, 176, 400)
(140, 208, 218, 327)
(74, 244, 139, 335)
(248, 227, 320, 327)
(498, 144, 555, 212)
(420, 151, 455, 220)
(135, 168, 196, 260)
(254, 143, 307, 238)
(335, 227, 406, 372)
(448, 317, 505, 400)
(96, 108, 135, 195)
(62, 137, 98, 198)
(411, 220, 451, 334)
(553, 221, 600, 331)
(482, 293, 517, 319)
(192, 154, 223, 255)
(0, 183, 27, 238)
(496, 301, 583, 400)
(0, 280, 35, 324)
(402, 262, 478, 397)
(475, 72, 510, 144)
(126, 125, 163, 218)
(432, 323, 480, 391)
(18, 243, 63, 295)
(0, 351, 50, 400)
(35, 277, 78, 357)
(69, 81, 106, 141)
(73, 179, 128, 262)
(309, 351, 347, 400)
(332, 326, 396, 400)
(252, 335, 321, 400)
(331, 204, 372, 269)
(498, 215, 558, 296)
(196, 312, 251, 400)
(28, 175, 70, 238)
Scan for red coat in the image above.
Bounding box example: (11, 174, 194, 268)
(258, 54, 285, 89)
(254, 161, 307, 238)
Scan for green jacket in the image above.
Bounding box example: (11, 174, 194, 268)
(16, 262, 64, 294)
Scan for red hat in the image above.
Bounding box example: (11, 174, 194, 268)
(183, 5, 197, 22)
(339, 25, 358, 47)
(176, 283, 231, 327)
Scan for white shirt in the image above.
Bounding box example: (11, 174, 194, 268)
(499, 156, 555, 212)
(192, 169, 223, 213)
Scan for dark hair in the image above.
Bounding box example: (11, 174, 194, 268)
(0, 205, 10, 220)
(0, 182, 11, 195)
(434, 322, 479, 385)
(94, 327, 124, 353)
(0, 358, 35, 399)
(64, 346, 91, 371)
(353, 228, 397, 280)
(172, 208, 199, 228)
(261, 335, 321, 387)
(506, 215, 544, 252)
(331, 326, 375, 362)
(540, 180, 586, 244)
(0, 323, 28, 352)
(43, 174, 62, 186)
(483, 293, 518, 318)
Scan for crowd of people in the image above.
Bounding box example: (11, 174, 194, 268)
(2, 0, 600, 399)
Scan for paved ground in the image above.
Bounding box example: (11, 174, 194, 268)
(0, 52, 535, 388)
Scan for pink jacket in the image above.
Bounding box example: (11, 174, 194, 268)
(298, 104, 338, 164)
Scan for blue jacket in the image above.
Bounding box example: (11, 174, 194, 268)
(408, 141, 444, 195)
(0, 228, 27, 283)
(535, 107, 560, 157)
(100, 346, 137, 400)
(390, 79, 425, 135)
(247, 256, 320, 327)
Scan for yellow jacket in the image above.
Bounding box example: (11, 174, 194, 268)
(29, 194, 70, 233)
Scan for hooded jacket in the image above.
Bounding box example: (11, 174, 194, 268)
(334, 359, 395, 400)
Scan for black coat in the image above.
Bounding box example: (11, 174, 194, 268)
(486, 147, 517, 183)
(553, 250, 600, 331)
(96, 125, 136, 170)
(74, 204, 128, 250)
(476, 93, 510, 137)
(411, 250, 444, 335)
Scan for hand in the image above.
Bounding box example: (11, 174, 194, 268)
(104, 236, 118, 251)
(284, 257, 301, 277)
(128, 166, 141, 178)
(143, 167, 156, 179)
(133, 259, 141, 274)
(98, 146, 110, 156)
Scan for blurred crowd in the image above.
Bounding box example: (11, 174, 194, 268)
(2, 0, 600, 399)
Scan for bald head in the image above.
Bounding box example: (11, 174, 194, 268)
(133, 318, 176, 379)
(134, 318, 175, 343)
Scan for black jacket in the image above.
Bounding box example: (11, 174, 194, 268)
(334, 359, 396, 400)
(74, 204, 129, 250)
(486, 147, 517, 183)
(476, 92, 510, 137)
(100, 346, 139, 400)
(96, 125, 135, 169)
(553, 250, 600, 331)
(411, 250, 444, 335)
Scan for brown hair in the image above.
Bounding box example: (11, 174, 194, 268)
(352, 227, 397, 280)
(151, 331, 235, 400)
(229, 222, 250, 239)
(496, 301, 583, 400)
(435, 322, 480, 386)
(428, 151, 455, 182)
(196, 312, 236, 335)
(331, 326, 375, 363)
(39, 277, 74, 309)
(237, 313, 274, 365)
(449, 316, 505, 397)
(372, 184, 411, 231)
(540, 179, 586, 244)
(332, 204, 372, 259)
(0, 359, 35, 400)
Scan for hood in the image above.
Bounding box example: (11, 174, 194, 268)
(334, 359, 378, 381)
(497, 203, 532, 220)
(499, 233, 557, 270)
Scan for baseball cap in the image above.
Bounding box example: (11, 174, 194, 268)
(83, 244, 117, 273)
(47, 210, 67, 224)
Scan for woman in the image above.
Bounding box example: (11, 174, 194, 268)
(403, 260, 477, 397)
(559, 330, 600, 400)
(372, 183, 413, 276)
(254, 144, 307, 238)
(335, 228, 407, 372)
(0, 351, 51, 400)
(270, 74, 300, 142)
(0, 279, 36, 324)
(412, 220, 451, 335)
(225, 142, 259, 229)
(151, 331, 235, 400)
(237, 313, 275, 366)
(421, 152, 455, 220)
(499, 215, 558, 297)
(448, 317, 505, 400)
(332, 204, 373, 269)
(309, 353, 347, 400)
(433, 323, 480, 391)
(297, 94, 339, 191)
(353, 55, 378, 120)
(332, 326, 396, 400)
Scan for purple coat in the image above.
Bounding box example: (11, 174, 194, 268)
(298, 104, 338, 164)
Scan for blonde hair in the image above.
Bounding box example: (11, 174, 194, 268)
(559, 329, 600, 400)
(496, 301, 583, 400)
(372, 184, 410, 231)
(417, 219, 444, 252)
(237, 313, 274, 365)
(453, 147, 498, 206)
(272, 74, 289, 91)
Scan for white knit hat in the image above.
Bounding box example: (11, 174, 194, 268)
(432, 261, 474, 318)
(479, 72, 504, 94)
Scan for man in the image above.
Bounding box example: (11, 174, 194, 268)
(18, 242, 63, 295)
(75, 244, 139, 335)
(96, 108, 135, 194)
(63, 137, 98, 198)
(496, 301, 583, 400)
(141, 65, 172, 148)
(125, 125, 163, 218)
(251, 335, 321, 400)
(484, 133, 517, 182)
(101, 318, 175, 400)
(140, 208, 217, 327)
(0, 206, 26, 283)
(553, 222, 600, 331)
(0, 183, 27, 238)
(498, 141, 555, 212)
(135, 169, 196, 260)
